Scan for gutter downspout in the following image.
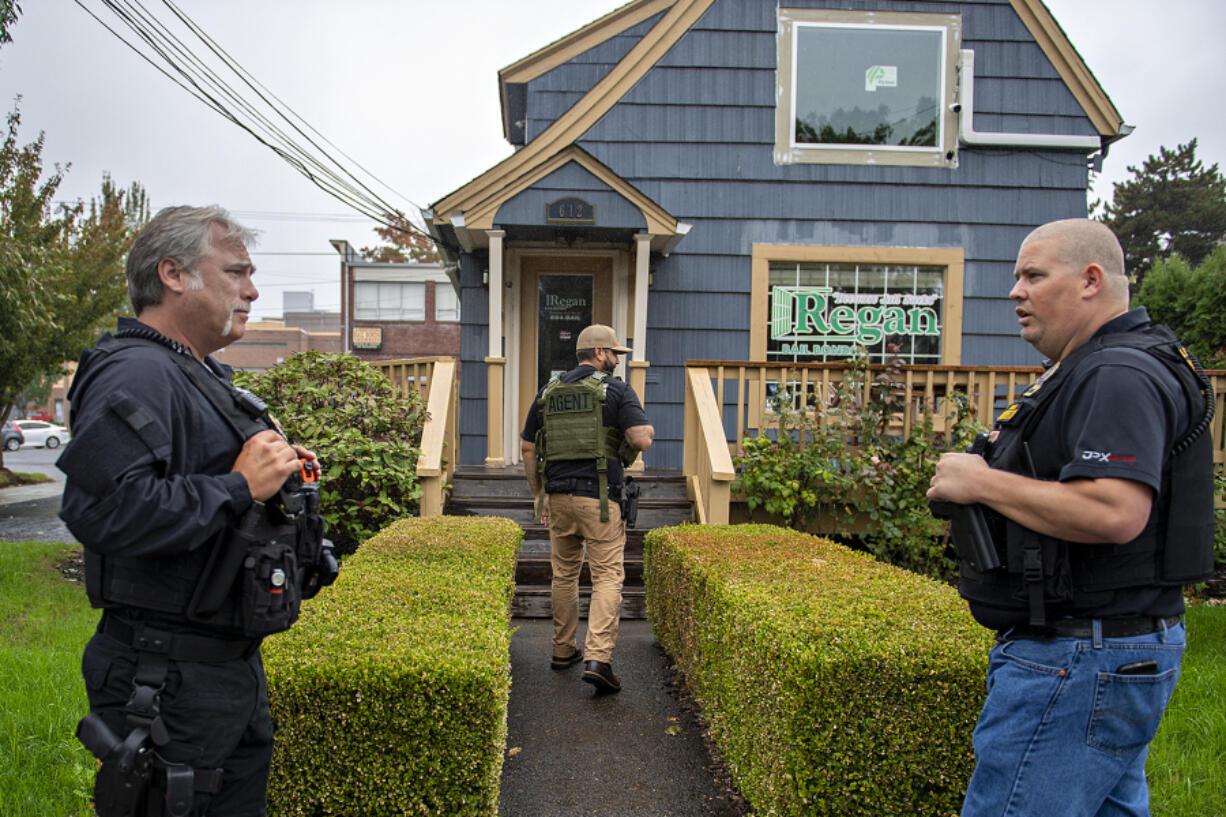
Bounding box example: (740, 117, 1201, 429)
(957, 49, 1103, 150)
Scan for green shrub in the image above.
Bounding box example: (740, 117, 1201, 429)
(645, 524, 993, 817)
(234, 352, 428, 554)
(263, 516, 521, 816)
(733, 348, 983, 581)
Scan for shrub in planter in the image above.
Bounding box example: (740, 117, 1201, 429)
(263, 516, 521, 816)
(234, 352, 427, 554)
(645, 524, 993, 817)
(733, 348, 984, 582)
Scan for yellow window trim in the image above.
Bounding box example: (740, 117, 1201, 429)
(751, 244, 965, 365)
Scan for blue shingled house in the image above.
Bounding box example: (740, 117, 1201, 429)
(423, 0, 1126, 475)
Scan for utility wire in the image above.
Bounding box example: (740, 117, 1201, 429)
(75, 0, 435, 243)
(161, 0, 422, 218)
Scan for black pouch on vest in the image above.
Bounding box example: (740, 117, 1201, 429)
(240, 536, 302, 638)
(1161, 437, 1216, 583)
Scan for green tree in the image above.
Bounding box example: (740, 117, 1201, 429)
(1099, 139, 1226, 286)
(1134, 246, 1226, 367)
(0, 106, 147, 467)
(0, 1, 20, 47)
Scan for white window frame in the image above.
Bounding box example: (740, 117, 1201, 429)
(434, 282, 460, 322)
(353, 281, 426, 322)
(775, 8, 961, 168)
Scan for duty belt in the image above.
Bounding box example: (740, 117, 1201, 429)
(100, 612, 257, 662)
(545, 477, 622, 500)
(1001, 615, 1182, 641)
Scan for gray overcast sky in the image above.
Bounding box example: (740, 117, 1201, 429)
(2, 1, 1222, 320)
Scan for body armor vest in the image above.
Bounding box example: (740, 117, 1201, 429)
(535, 371, 633, 522)
(959, 324, 1216, 625)
(63, 330, 335, 638)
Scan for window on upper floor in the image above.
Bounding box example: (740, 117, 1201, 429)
(775, 8, 961, 168)
(434, 283, 460, 322)
(354, 281, 425, 321)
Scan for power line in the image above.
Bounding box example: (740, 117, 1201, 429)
(74, 0, 436, 245)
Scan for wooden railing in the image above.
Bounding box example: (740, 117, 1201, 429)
(375, 357, 460, 518)
(684, 360, 1226, 522)
(683, 367, 736, 524)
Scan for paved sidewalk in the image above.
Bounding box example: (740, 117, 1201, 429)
(0, 481, 76, 543)
(499, 618, 746, 817)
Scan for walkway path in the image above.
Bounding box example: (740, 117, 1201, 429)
(499, 618, 746, 817)
(0, 484, 76, 543)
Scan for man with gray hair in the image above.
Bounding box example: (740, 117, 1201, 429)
(928, 218, 1214, 816)
(59, 205, 335, 816)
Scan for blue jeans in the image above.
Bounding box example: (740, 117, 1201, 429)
(961, 620, 1185, 817)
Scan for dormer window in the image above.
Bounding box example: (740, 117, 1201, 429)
(776, 9, 961, 168)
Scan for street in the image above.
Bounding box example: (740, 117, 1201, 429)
(0, 447, 77, 544)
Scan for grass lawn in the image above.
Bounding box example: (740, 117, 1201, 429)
(1148, 602, 1226, 817)
(0, 541, 96, 817)
(0, 470, 54, 488)
(0, 541, 1221, 817)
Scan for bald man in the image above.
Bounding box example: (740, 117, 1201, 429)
(928, 219, 1214, 817)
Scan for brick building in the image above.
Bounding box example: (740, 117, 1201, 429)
(210, 320, 342, 372)
(331, 239, 462, 362)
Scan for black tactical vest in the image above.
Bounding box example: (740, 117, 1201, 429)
(61, 330, 327, 637)
(958, 324, 1216, 625)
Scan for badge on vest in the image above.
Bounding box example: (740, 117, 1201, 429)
(996, 361, 1062, 426)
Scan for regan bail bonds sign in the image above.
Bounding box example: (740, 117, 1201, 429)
(769, 286, 941, 359)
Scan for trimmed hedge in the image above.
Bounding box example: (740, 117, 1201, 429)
(645, 524, 994, 817)
(263, 517, 522, 816)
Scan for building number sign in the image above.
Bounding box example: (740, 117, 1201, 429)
(546, 197, 595, 224)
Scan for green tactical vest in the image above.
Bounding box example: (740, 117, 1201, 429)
(536, 371, 634, 522)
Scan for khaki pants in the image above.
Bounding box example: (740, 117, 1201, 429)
(548, 493, 624, 664)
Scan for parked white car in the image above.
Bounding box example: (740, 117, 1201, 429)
(13, 420, 71, 449)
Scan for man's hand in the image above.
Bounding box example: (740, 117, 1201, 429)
(927, 452, 991, 505)
(232, 429, 303, 501)
(928, 451, 1154, 545)
(536, 493, 551, 526)
(625, 424, 654, 451)
(291, 443, 318, 469)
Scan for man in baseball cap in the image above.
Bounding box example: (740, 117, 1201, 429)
(575, 324, 631, 356)
(520, 324, 654, 693)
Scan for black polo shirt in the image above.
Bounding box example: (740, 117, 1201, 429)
(968, 308, 1190, 629)
(521, 365, 650, 499)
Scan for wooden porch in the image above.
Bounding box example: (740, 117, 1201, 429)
(377, 357, 1226, 527)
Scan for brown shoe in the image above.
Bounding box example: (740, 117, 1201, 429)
(582, 660, 621, 694)
(550, 648, 584, 670)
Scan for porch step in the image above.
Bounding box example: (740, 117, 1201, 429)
(447, 466, 690, 620)
(511, 586, 648, 619)
(515, 555, 643, 586)
(448, 497, 692, 531)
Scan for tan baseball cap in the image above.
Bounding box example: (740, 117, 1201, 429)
(576, 324, 631, 353)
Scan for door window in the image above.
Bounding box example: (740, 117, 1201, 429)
(538, 274, 593, 387)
